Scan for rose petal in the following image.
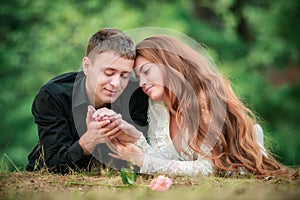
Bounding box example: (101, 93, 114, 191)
(149, 176, 173, 191)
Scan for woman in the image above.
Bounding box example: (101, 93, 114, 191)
(108, 35, 289, 178)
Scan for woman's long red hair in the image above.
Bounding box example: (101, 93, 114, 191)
(136, 35, 289, 178)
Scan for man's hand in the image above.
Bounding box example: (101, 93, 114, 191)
(79, 106, 121, 155)
(93, 107, 142, 143)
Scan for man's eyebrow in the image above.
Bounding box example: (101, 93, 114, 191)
(105, 67, 131, 73)
(104, 67, 116, 71)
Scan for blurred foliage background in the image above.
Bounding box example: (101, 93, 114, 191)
(1, 0, 299, 170)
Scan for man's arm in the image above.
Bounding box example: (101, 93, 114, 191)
(31, 87, 92, 173)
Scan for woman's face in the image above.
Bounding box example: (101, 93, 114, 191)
(134, 55, 165, 101)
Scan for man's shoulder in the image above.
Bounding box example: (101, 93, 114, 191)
(47, 71, 79, 84)
(39, 71, 81, 95)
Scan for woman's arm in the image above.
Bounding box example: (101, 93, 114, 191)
(140, 154, 213, 176)
(112, 117, 154, 153)
(109, 140, 213, 177)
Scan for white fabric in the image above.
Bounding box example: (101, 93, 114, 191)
(134, 99, 267, 176)
(135, 99, 213, 176)
(254, 124, 268, 157)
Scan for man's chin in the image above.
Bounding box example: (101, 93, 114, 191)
(104, 96, 119, 104)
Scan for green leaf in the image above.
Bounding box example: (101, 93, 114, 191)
(120, 168, 137, 185)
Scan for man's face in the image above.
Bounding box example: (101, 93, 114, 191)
(83, 52, 134, 108)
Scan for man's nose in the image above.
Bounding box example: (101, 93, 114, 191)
(110, 75, 121, 88)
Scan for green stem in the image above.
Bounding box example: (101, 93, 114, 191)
(68, 181, 149, 188)
(3, 153, 21, 172)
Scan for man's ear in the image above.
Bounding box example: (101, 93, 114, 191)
(82, 57, 91, 76)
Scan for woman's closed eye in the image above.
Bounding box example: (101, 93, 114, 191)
(141, 66, 151, 75)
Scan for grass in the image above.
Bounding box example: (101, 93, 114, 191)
(1, 153, 299, 200)
(1, 169, 300, 200)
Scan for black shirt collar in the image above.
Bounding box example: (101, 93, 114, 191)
(72, 71, 90, 108)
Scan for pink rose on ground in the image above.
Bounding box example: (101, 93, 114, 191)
(149, 175, 173, 191)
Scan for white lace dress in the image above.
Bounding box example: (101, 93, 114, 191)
(134, 99, 267, 177)
(134, 100, 213, 176)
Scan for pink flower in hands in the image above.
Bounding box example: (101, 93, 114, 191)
(149, 175, 173, 191)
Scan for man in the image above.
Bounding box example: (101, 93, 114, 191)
(26, 28, 148, 174)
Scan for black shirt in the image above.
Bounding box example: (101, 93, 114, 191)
(26, 71, 148, 173)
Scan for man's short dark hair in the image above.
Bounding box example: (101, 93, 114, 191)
(86, 28, 135, 60)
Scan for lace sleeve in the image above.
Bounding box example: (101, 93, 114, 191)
(140, 154, 213, 176)
(134, 133, 154, 154)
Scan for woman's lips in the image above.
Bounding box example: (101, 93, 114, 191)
(144, 85, 153, 94)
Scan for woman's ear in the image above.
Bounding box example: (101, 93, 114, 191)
(82, 57, 91, 76)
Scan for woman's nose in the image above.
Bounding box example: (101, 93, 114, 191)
(139, 76, 146, 87)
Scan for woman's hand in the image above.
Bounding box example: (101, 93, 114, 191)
(108, 140, 144, 167)
(113, 118, 142, 143)
(93, 107, 142, 143)
(92, 107, 119, 122)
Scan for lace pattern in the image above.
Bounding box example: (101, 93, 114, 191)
(140, 154, 213, 176)
(134, 99, 266, 176)
(135, 99, 213, 176)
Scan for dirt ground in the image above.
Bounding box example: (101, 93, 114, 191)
(1, 171, 300, 200)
